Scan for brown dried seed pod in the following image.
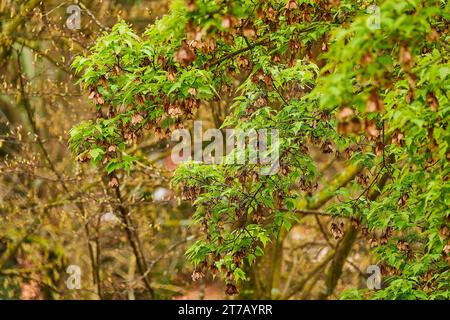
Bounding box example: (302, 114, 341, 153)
(330, 222, 345, 240)
(225, 283, 239, 296)
(191, 268, 205, 281)
(397, 240, 410, 253)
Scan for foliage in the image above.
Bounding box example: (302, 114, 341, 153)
(0, 0, 185, 300)
(0, 0, 448, 300)
(69, 0, 450, 299)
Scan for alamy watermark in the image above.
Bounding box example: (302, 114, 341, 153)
(66, 5, 81, 30)
(66, 264, 81, 290)
(367, 5, 381, 30)
(171, 121, 280, 175)
(366, 265, 381, 290)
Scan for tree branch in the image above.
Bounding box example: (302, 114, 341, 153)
(0, 0, 42, 62)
